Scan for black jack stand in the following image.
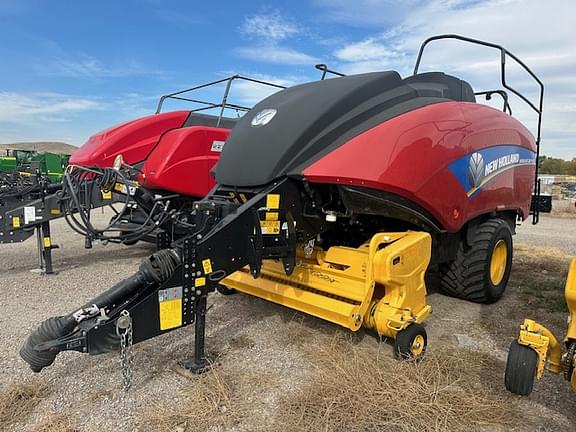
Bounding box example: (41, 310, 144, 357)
(35, 221, 57, 274)
(181, 237, 213, 374)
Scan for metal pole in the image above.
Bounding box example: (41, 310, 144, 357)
(217, 77, 235, 128)
(36, 226, 44, 271)
(188, 295, 208, 373)
(41, 221, 54, 274)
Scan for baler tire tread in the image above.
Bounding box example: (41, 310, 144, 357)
(438, 218, 512, 304)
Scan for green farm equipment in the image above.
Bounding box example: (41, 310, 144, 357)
(0, 149, 69, 181)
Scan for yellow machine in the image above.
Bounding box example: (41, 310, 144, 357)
(223, 232, 432, 359)
(505, 258, 576, 395)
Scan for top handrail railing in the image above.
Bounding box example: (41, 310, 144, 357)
(315, 64, 346, 80)
(413, 34, 543, 141)
(155, 75, 286, 126)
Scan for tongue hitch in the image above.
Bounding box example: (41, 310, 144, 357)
(20, 248, 181, 372)
(20, 179, 307, 374)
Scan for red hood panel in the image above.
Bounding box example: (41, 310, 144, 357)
(303, 102, 536, 232)
(69, 111, 190, 167)
(141, 126, 230, 197)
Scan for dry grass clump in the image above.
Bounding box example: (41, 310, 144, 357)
(276, 336, 528, 432)
(141, 367, 241, 432)
(512, 244, 570, 313)
(30, 414, 76, 432)
(141, 320, 535, 432)
(0, 380, 50, 430)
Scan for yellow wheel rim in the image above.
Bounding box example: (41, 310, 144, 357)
(490, 239, 507, 285)
(411, 334, 425, 356)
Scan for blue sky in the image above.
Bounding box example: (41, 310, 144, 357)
(1, 0, 574, 158)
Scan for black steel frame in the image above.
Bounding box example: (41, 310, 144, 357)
(155, 75, 286, 127)
(414, 34, 544, 224)
(315, 64, 346, 80)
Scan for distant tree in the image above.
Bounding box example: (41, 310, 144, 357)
(568, 158, 576, 175)
(539, 156, 566, 174)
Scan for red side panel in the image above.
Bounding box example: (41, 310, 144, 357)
(69, 111, 190, 167)
(140, 126, 230, 197)
(303, 102, 536, 232)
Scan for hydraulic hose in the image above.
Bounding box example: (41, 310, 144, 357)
(20, 249, 181, 372)
(61, 166, 165, 244)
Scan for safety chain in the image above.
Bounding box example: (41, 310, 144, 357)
(116, 310, 134, 391)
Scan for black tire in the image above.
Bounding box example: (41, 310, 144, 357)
(439, 218, 513, 303)
(394, 323, 427, 360)
(216, 285, 237, 296)
(505, 340, 538, 396)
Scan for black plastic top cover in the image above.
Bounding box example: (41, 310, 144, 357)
(214, 71, 474, 187)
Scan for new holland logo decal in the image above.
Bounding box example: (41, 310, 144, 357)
(251, 108, 277, 127)
(468, 152, 484, 189)
(449, 145, 536, 199)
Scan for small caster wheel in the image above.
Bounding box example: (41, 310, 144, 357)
(504, 340, 538, 396)
(394, 323, 427, 360)
(216, 285, 237, 296)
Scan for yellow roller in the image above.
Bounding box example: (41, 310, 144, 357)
(222, 232, 432, 339)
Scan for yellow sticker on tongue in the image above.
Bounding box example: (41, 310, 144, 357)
(159, 299, 182, 331)
(202, 259, 213, 274)
(266, 194, 280, 209)
(158, 287, 183, 331)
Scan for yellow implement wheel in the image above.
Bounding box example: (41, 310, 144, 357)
(490, 239, 508, 285)
(394, 323, 427, 360)
(411, 335, 426, 356)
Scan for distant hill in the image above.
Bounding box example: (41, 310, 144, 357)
(0, 142, 78, 155)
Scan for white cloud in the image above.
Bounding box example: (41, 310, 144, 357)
(0, 92, 99, 123)
(0, 92, 103, 145)
(314, 0, 422, 28)
(38, 54, 167, 79)
(335, 39, 391, 62)
(237, 11, 318, 66)
(241, 11, 300, 41)
(325, 0, 576, 158)
(0, 92, 159, 145)
(236, 45, 318, 65)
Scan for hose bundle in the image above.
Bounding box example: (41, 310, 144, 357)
(61, 166, 169, 244)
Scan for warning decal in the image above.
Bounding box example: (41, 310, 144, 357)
(24, 207, 36, 225)
(202, 259, 213, 274)
(158, 287, 183, 331)
(260, 220, 280, 235)
(266, 194, 280, 209)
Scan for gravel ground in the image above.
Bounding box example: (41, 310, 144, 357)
(516, 213, 576, 255)
(1, 211, 575, 431)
